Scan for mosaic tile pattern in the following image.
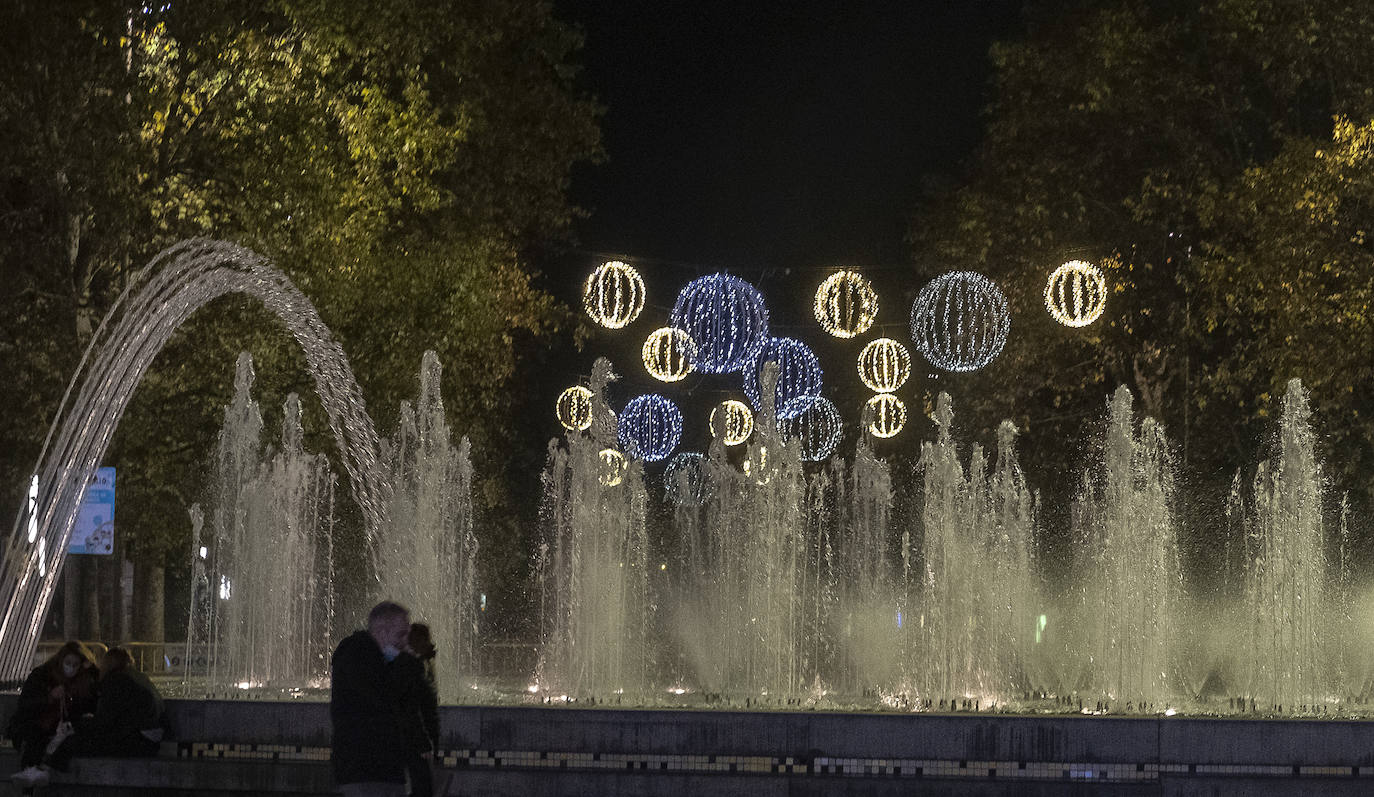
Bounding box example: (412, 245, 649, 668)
(172, 742, 1368, 783)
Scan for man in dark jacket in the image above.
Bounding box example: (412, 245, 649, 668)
(47, 647, 165, 771)
(331, 601, 411, 796)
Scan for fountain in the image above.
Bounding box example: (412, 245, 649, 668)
(187, 353, 337, 690)
(0, 238, 1362, 721)
(374, 351, 479, 701)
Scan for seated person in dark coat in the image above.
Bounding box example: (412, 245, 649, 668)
(47, 647, 166, 771)
(6, 641, 99, 781)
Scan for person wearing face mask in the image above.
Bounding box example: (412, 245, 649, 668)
(6, 641, 98, 787)
(331, 601, 412, 796)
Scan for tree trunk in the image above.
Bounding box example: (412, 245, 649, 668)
(133, 559, 165, 643)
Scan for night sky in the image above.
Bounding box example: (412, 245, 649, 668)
(530, 2, 1025, 453)
(556, 1, 1023, 270)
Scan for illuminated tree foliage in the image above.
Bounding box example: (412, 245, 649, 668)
(0, 0, 601, 635)
(909, 0, 1374, 580)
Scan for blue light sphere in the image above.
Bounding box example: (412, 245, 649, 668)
(663, 452, 708, 506)
(670, 273, 769, 374)
(617, 394, 683, 463)
(909, 271, 1010, 372)
(780, 395, 843, 462)
(742, 337, 823, 420)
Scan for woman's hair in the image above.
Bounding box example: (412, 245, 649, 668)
(101, 647, 135, 673)
(45, 640, 96, 674)
(408, 623, 436, 660)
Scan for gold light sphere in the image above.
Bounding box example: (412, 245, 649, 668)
(709, 400, 754, 447)
(642, 327, 696, 382)
(814, 270, 878, 338)
(1044, 260, 1107, 327)
(583, 260, 646, 329)
(857, 337, 911, 393)
(865, 394, 906, 439)
(556, 386, 593, 432)
(599, 448, 627, 487)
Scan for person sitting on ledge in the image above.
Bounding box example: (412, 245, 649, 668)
(6, 641, 99, 787)
(45, 647, 167, 772)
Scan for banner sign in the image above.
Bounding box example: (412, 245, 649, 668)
(70, 467, 115, 555)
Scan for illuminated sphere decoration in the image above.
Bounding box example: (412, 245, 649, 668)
(709, 400, 754, 446)
(669, 273, 769, 374)
(598, 448, 627, 487)
(642, 327, 696, 382)
(909, 271, 1010, 372)
(780, 395, 843, 462)
(583, 260, 646, 329)
(556, 385, 593, 432)
(664, 452, 708, 506)
(742, 337, 823, 420)
(617, 394, 683, 463)
(857, 338, 911, 393)
(814, 270, 878, 338)
(1044, 260, 1108, 327)
(865, 394, 906, 439)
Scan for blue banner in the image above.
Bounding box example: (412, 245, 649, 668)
(70, 467, 115, 555)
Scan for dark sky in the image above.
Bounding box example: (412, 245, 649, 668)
(555, 1, 1024, 270)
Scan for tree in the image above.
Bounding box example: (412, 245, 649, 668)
(907, 0, 1374, 585)
(0, 0, 601, 639)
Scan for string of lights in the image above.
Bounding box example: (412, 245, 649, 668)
(742, 337, 824, 421)
(642, 326, 696, 382)
(780, 395, 843, 462)
(555, 385, 593, 432)
(617, 393, 683, 462)
(583, 260, 646, 329)
(814, 270, 878, 338)
(857, 337, 911, 393)
(865, 393, 906, 438)
(1045, 260, 1107, 327)
(709, 399, 754, 446)
(910, 270, 1010, 372)
(670, 273, 770, 374)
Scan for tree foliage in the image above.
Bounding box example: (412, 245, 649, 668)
(0, 0, 601, 630)
(908, 0, 1374, 580)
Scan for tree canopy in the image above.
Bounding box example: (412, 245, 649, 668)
(0, 0, 601, 634)
(908, 0, 1374, 583)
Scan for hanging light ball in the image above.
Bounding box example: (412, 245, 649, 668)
(664, 452, 708, 506)
(670, 273, 769, 374)
(1044, 260, 1107, 327)
(857, 338, 911, 393)
(642, 327, 696, 382)
(709, 400, 754, 446)
(599, 448, 627, 487)
(814, 269, 878, 338)
(616, 394, 683, 463)
(780, 395, 843, 462)
(583, 260, 646, 329)
(909, 271, 1010, 372)
(556, 386, 593, 431)
(742, 337, 823, 420)
(865, 394, 906, 439)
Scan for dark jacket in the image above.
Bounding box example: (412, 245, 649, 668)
(78, 667, 164, 740)
(6, 662, 98, 739)
(330, 631, 407, 785)
(389, 653, 439, 755)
